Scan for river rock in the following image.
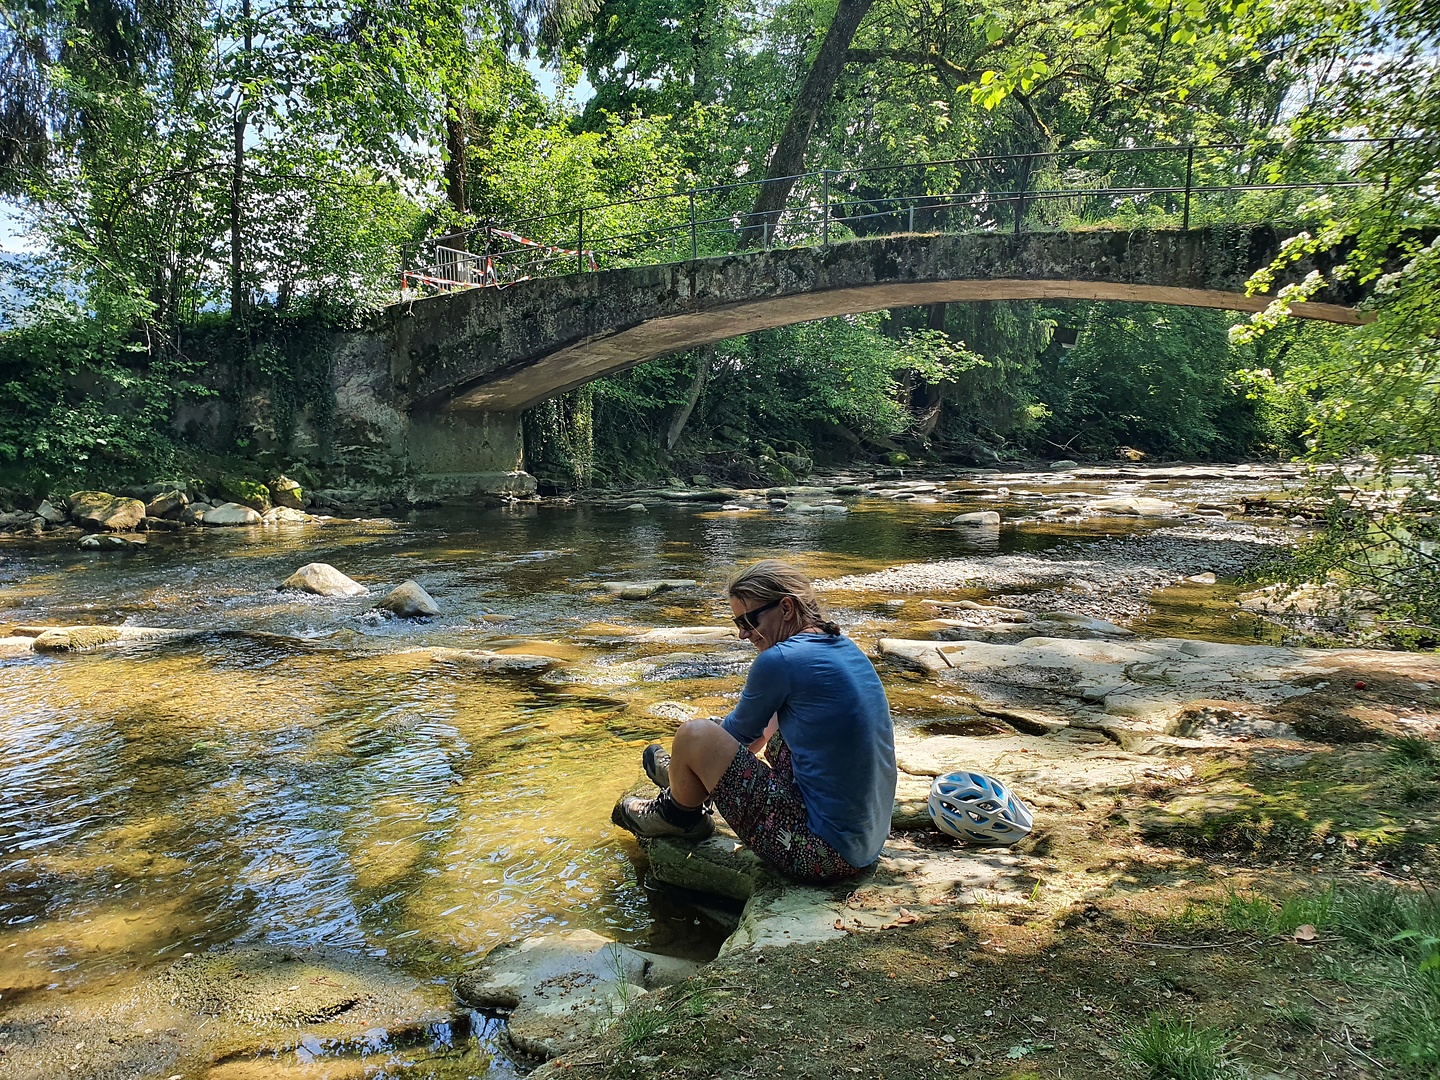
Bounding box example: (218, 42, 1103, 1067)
(69, 490, 146, 532)
(28, 624, 187, 651)
(951, 511, 1001, 528)
(261, 505, 310, 524)
(457, 930, 680, 1060)
(217, 476, 272, 513)
(35, 499, 66, 525)
(416, 647, 558, 671)
(375, 580, 440, 618)
(601, 579, 695, 599)
(144, 489, 188, 519)
(267, 474, 305, 509)
(79, 533, 145, 549)
(279, 562, 367, 596)
(1051, 459, 1079, 470)
(1091, 496, 1177, 516)
(624, 502, 647, 512)
(201, 502, 262, 526)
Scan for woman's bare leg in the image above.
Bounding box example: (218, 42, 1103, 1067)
(668, 720, 741, 808)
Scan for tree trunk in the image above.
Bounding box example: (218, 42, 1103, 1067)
(741, 0, 873, 247)
(444, 96, 468, 217)
(666, 349, 712, 450)
(229, 0, 251, 321)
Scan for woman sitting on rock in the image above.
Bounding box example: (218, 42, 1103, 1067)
(612, 559, 896, 883)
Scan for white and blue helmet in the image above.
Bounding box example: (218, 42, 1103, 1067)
(928, 771, 1034, 845)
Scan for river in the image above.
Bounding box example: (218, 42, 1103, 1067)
(0, 464, 1304, 1076)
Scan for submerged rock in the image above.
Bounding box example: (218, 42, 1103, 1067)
(951, 511, 1001, 528)
(374, 580, 441, 618)
(279, 562, 367, 596)
(28, 625, 186, 652)
(78, 533, 145, 549)
(69, 490, 146, 532)
(601, 579, 696, 599)
(457, 929, 694, 1061)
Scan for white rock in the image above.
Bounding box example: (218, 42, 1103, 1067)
(1051, 460, 1079, 470)
(201, 502, 262, 526)
(279, 562, 366, 596)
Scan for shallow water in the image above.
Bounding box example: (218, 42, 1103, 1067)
(0, 466, 1301, 1074)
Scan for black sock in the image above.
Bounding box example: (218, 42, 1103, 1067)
(657, 788, 704, 827)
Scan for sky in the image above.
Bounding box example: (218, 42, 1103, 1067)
(0, 200, 33, 255)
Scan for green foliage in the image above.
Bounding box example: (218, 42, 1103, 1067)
(1031, 303, 1309, 459)
(0, 264, 210, 491)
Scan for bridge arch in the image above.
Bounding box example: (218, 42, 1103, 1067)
(388, 227, 1364, 415)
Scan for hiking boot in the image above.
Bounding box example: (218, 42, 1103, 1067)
(642, 742, 671, 789)
(611, 791, 713, 841)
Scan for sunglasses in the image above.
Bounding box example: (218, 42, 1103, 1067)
(732, 597, 784, 633)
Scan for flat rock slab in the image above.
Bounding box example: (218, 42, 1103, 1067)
(875, 636, 1440, 730)
(645, 829, 1036, 959)
(409, 647, 561, 672)
(25, 625, 190, 652)
(456, 929, 696, 1060)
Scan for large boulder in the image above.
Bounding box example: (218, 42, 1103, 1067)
(217, 476, 272, 513)
(69, 491, 146, 532)
(144, 489, 188, 519)
(267, 474, 305, 509)
(374, 580, 440, 618)
(279, 562, 367, 596)
(200, 502, 262, 526)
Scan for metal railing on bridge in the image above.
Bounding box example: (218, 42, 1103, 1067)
(399, 137, 1420, 295)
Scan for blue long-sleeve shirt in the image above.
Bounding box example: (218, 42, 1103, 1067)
(721, 633, 896, 867)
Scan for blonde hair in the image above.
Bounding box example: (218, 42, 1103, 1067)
(726, 559, 841, 636)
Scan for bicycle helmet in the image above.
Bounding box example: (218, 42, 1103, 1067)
(928, 771, 1034, 845)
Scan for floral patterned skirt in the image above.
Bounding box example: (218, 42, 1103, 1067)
(710, 732, 863, 884)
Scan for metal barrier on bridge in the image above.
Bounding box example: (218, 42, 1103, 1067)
(399, 137, 1419, 296)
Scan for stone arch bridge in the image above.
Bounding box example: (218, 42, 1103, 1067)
(324, 227, 1363, 497)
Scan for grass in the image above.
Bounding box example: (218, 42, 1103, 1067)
(1227, 885, 1440, 1076)
(1221, 886, 1336, 937)
(1387, 736, 1440, 766)
(1118, 1014, 1246, 1080)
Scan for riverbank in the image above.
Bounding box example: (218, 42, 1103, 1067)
(1, 460, 1433, 1079)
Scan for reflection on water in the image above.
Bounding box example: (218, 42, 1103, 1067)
(0, 471, 1293, 1072)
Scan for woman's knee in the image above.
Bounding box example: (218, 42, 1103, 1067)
(673, 719, 738, 765)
